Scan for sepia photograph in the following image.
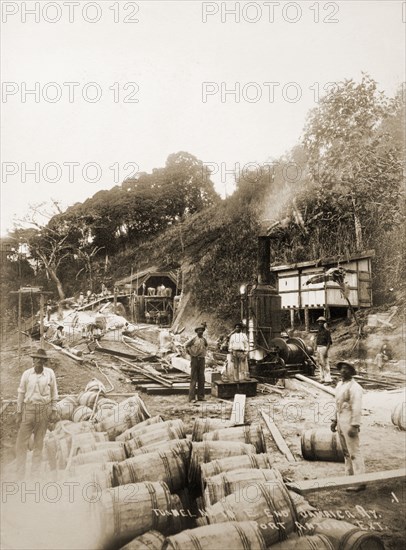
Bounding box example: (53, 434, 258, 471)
(1, 1, 405, 549)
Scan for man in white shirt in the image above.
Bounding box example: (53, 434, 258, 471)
(331, 361, 365, 492)
(15, 348, 59, 478)
(228, 322, 250, 381)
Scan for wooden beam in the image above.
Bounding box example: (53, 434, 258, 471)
(295, 374, 336, 396)
(261, 409, 296, 462)
(286, 468, 406, 495)
(230, 394, 246, 426)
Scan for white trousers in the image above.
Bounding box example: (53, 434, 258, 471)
(337, 412, 365, 476)
(317, 346, 332, 382)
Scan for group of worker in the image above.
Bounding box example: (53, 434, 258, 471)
(13, 315, 371, 493)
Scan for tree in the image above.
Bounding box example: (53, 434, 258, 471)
(302, 74, 404, 251)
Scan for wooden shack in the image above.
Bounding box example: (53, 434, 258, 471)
(115, 270, 181, 324)
(270, 250, 374, 323)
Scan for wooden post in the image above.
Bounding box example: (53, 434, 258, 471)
(113, 287, 117, 314)
(290, 308, 295, 330)
(39, 292, 45, 347)
(18, 290, 22, 367)
(304, 306, 309, 333)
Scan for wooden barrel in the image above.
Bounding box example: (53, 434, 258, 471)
(124, 421, 186, 454)
(192, 418, 235, 441)
(391, 402, 406, 430)
(270, 534, 335, 549)
(163, 521, 268, 550)
(288, 491, 317, 522)
(309, 518, 385, 550)
(53, 420, 96, 435)
(127, 439, 192, 462)
(69, 465, 116, 491)
(45, 426, 102, 470)
(78, 391, 102, 409)
(71, 447, 127, 467)
(116, 415, 165, 441)
(99, 482, 185, 547)
(56, 395, 78, 421)
(98, 396, 150, 440)
(301, 430, 344, 462)
(189, 442, 256, 487)
(200, 453, 273, 485)
(204, 468, 284, 506)
(68, 461, 116, 477)
(197, 480, 298, 547)
(85, 378, 107, 393)
(121, 530, 166, 550)
(72, 405, 93, 423)
(113, 449, 187, 492)
(202, 424, 266, 453)
(75, 441, 126, 456)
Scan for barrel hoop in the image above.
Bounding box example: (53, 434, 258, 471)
(244, 426, 250, 445)
(203, 444, 210, 463)
(310, 430, 317, 460)
(127, 457, 139, 484)
(250, 455, 259, 469)
(213, 460, 222, 476)
(278, 478, 299, 526)
(145, 482, 160, 530)
(223, 473, 232, 498)
(331, 432, 338, 459)
(188, 533, 203, 550)
(159, 451, 174, 490)
(338, 528, 370, 550)
(258, 483, 283, 540)
(234, 522, 251, 550)
(212, 432, 219, 441)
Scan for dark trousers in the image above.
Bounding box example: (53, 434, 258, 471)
(189, 356, 205, 401)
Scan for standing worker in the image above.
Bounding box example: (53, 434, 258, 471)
(331, 361, 366, 492)
(15, 349, 59, 478)
(315, 316, 332, 383)
(185, 325, 208, 403)
(228, 322, 250, 381)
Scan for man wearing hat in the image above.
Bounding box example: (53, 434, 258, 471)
(228, 322, 250, 381)
(185, 325, 208, 402)
(15, 348, 59, 478)
(331, 361, 366, 491)
(315, 316, 332, 383)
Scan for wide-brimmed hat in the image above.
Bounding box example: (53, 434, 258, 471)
(234, 322, 243, 329)
(316, 316, 326, 323)
(30, 348, 49, 360)
(195, 325, 206, 333)
(336, 361, 357, 375)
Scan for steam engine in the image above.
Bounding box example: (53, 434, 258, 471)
(242, 236, 316, 379)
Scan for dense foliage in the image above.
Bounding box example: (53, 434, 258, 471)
(3, 76, 404, 325)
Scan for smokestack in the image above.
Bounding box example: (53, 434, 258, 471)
(257, 236, 271, 285)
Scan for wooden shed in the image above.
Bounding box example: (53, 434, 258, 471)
(115, 269, 182, 324)
(270, 250, 374, 320)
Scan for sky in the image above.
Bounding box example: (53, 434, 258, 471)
(1, 0, 405, 235)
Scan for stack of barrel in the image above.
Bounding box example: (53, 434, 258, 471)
(42, 400, 385, 550)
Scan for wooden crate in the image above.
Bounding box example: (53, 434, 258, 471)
(211, 380, 257, 398)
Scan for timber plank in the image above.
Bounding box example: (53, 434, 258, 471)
(229, 394, 246, 425)
(286, 468, 406, 495)
(260, 409, 296, 463)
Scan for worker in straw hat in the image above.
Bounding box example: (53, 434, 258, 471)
(315, 316, 332, 383)
(331, 361, 366, 492)
(15, 348, 59, 478)
(185, 324, 208, 403)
